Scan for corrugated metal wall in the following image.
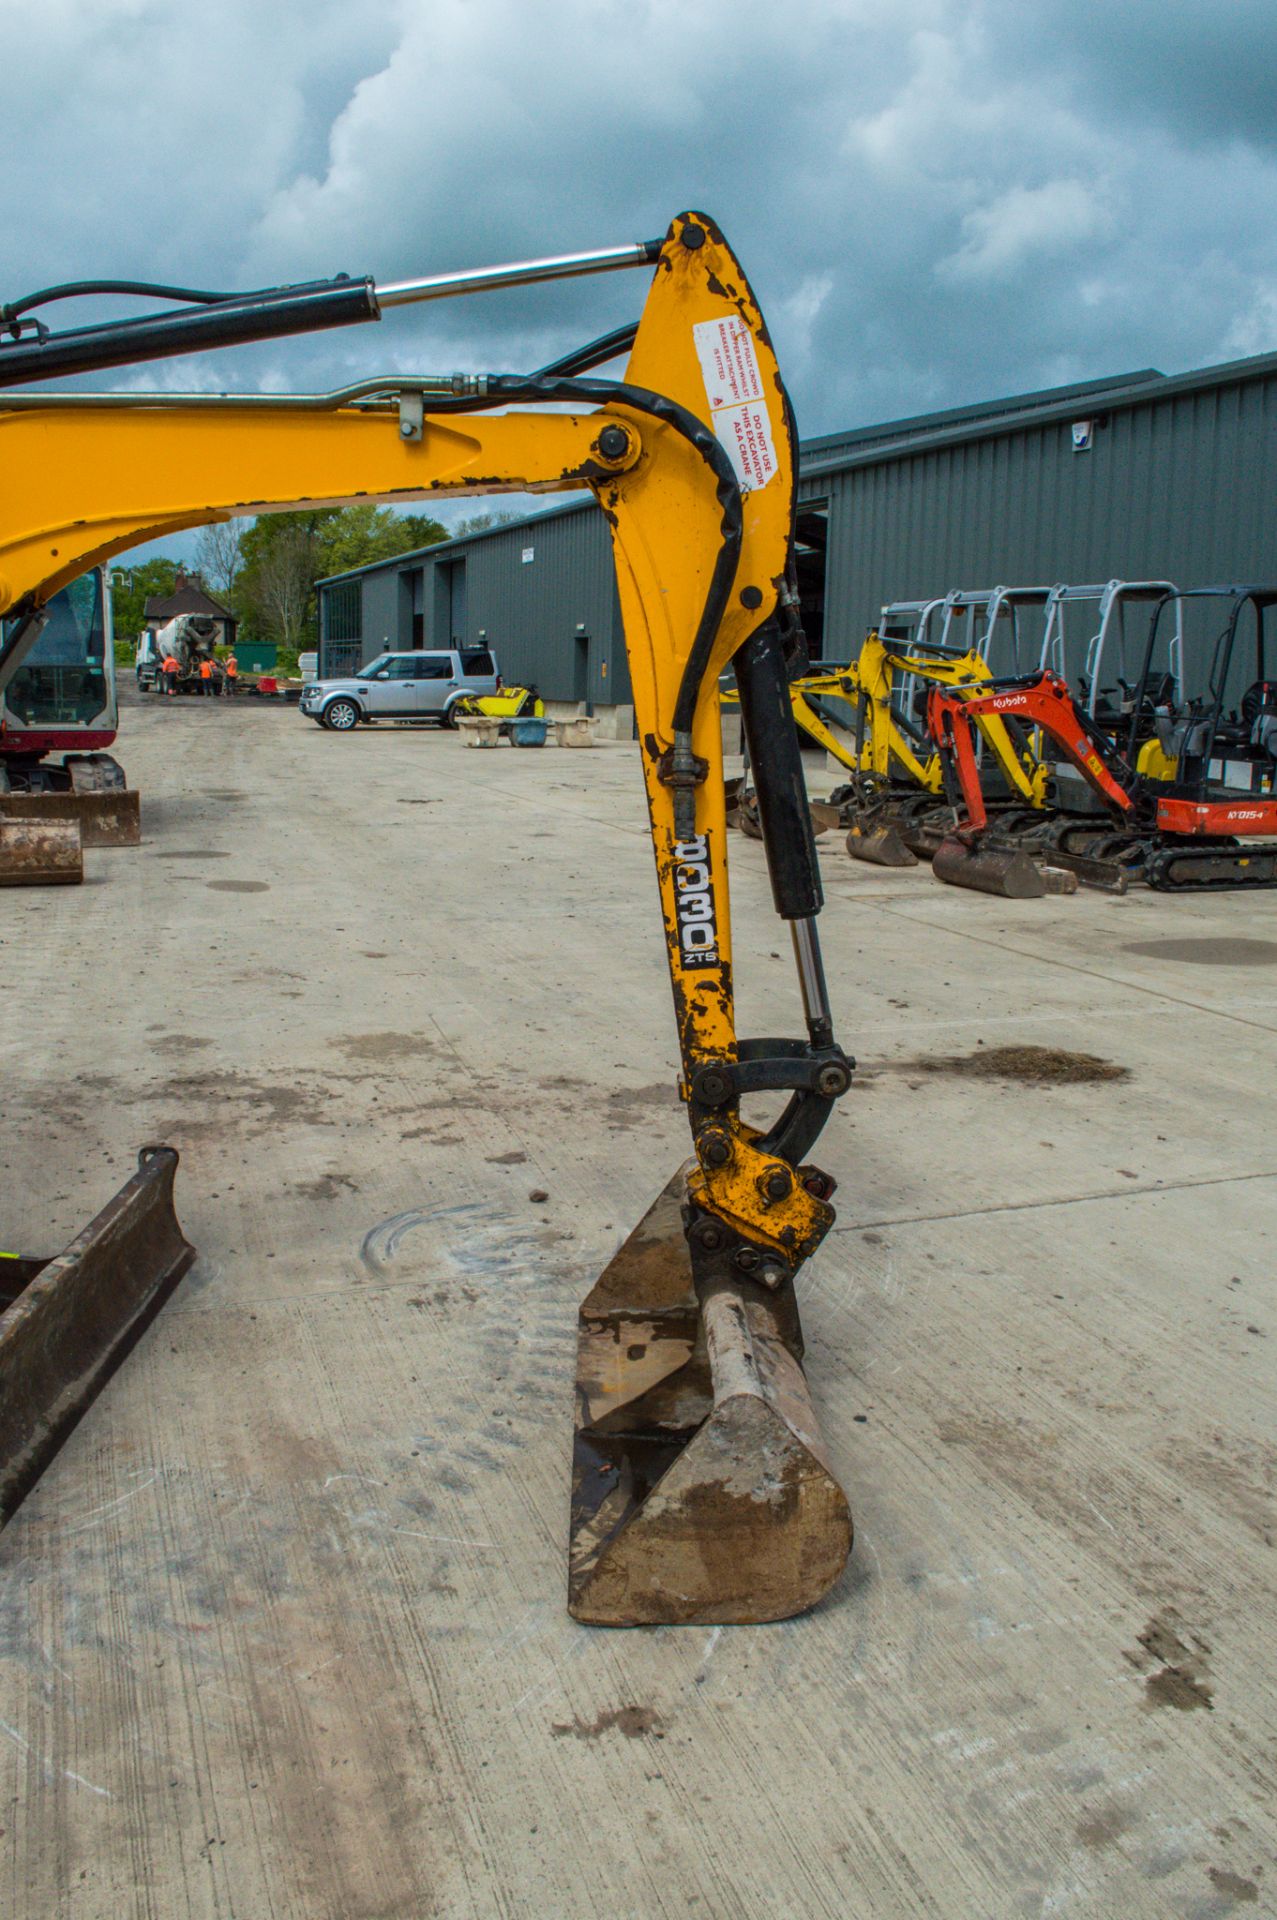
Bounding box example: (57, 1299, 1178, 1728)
(805, 369, 1277, 661)
(443, 506, 626, 705)
(335, 503, 627, 705)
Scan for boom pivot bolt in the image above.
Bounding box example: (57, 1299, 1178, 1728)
(692, 1220, 724, 1251)
(596, 424, 630, 462)
(816, 1063, 851, 1097)
(759, 1166, 792, 1202)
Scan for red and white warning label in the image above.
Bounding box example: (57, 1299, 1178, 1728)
(692, 315, 779, 493)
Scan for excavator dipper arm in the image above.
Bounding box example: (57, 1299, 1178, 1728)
(0, 213, 854, 1623)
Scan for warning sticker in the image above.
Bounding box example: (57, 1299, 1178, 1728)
(692, 315, 779, 493)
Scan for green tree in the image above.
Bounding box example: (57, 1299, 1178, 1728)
(108, 556, 194, 644)
(236, 506, 448, 648)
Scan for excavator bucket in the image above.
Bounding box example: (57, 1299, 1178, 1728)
(0, 1147, 195, 1526)
(933, 834, 1047, 899)
(0, 817, 83, 886)
(1, 787, 139, 847)
(845, 820, 917, 867)
(0, 788, 139, 848)
(569, 1170, 852, 1625)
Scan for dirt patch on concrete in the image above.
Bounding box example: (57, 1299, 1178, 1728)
(295, 1173, 358, 1201)
(333, 1033, 439, 1061)
(1125, 1610, 1214, 1713)
(1207, 1868, 1259, 1903)
(551, 1705, 665, 1740)
(157, 850, 231, 860)
(911, 1045, 1129, 1085)
(207, 880, 270, 893)
(1125, 936, 1277, 967)
(608, 1084, 677, 1109)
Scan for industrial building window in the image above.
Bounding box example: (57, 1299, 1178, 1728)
(326, 582, 362, 643)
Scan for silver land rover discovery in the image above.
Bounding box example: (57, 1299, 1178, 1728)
(300, 647, 500, 731)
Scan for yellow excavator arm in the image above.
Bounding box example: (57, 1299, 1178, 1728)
(0, 213, 854, 1625)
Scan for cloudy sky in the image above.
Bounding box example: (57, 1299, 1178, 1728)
(8, 0, 1277, 544)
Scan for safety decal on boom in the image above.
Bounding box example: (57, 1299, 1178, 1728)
(672, 835, 720, 968)
(693, 316, 778, 494)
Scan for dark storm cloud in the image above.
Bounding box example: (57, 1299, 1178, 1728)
(7, 0, 1277, 460)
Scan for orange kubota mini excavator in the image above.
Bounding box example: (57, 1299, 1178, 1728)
(0, 214, 855, 1624)
(927, 628, 1277, 896)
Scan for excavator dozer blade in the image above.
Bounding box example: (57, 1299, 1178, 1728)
(0, 1147, 195, 1526)
(933, 834, 1046, 899)
(845, 821, 917, 867)
(0, 788, 141, 848)
(0, 817, 83, 886)
(569, 1171, 852, 1626)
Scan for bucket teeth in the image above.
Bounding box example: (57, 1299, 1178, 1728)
(569, 1170, 851, 1626)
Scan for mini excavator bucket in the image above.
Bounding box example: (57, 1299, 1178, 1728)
(0, 756, 141, 849)
(845, 819, 917, 867)
(0, 1147, 195, 1525)
(0, 817, 82, 885)
(932, 833, 1046, 898)
(569, 1170, 852, 1626)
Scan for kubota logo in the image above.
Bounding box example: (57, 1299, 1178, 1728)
(673, 836, 719, 969)
(991, 694, 1026, 711)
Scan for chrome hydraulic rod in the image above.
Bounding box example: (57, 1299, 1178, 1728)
(791, 917, 835, 1048)
(377, 240, 661, 306)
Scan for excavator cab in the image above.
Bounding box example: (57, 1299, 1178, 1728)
(0, 566, 139, 863)
(1130, 587, 1277, 796)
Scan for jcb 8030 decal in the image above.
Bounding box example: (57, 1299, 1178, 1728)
(672, 836, 719, 969)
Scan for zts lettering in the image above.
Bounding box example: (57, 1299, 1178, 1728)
(672, 836, 719, 968)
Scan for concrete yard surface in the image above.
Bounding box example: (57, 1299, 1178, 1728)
(2, 696, 1275, 1919)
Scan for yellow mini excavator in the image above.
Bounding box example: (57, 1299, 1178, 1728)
(724, 630, 1052, 866)
(0, 214, 855, 1624)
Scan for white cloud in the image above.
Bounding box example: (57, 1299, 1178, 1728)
(6, 0, 1277, 448)
(938, 179, 1109, 281)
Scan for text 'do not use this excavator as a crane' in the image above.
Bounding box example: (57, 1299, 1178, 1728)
(0, 213, 855, 1625)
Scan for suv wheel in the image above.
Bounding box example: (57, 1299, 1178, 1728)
(323, 697, 361, 731)
(440, 701, 460, 729)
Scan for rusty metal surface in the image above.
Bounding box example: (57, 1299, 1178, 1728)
(0, 1146, 195, 1526)
(569, 1169, 851, 1626)
(932, 834, 1048, 898)
(845, 820, 918, 867)
(0, 817, 82, 885)
(0, 788, 140, 847)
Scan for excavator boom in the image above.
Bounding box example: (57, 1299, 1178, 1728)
(1, 214, 854, 1623)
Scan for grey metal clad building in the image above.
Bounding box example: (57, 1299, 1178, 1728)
(800, 349, 1277, 661)
(318, 497, 628, 712)
(318, 344, 1277, 707)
